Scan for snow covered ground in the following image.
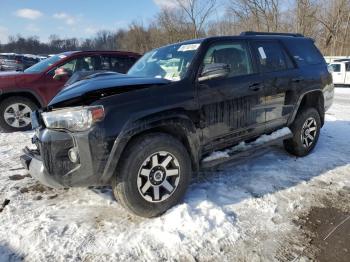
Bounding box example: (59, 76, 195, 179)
(0, 88, 350, 261)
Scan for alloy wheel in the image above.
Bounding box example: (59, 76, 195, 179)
(301, 117, 317, 148)
(4, 103, 32, 128)
(137, 151, 180, 202)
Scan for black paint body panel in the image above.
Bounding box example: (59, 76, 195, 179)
(23, 35, 334, 187)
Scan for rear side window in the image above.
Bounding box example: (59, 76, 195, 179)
(284, 39, 324, 66)
(252, 41, 293, 73)
(110, 56, 138, 73)
(99, 56, 112, 70)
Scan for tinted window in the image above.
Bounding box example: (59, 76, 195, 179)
(99, 56, 112, 70)
(202, 41, 254, 77)
(253, 41, 293, 73)
(330, 64, 341, 72)
(111, 56, 137, 73)
(284, 39, 324, 66)
(98, 55, 137, 72)
(346, 63, 350, 72)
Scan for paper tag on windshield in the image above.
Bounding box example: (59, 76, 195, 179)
(178, 44, 200, 52)
(258, 47, 267, 59)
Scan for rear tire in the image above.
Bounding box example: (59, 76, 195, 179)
(112, 133, 192, 217)
(284, 107, 321, 157)
(0, 96, 37, 132)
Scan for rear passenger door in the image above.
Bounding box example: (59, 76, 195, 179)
(197, 40, 266, 151)
(251, 40, 299, 132)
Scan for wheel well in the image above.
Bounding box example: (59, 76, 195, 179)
(298, 91, 325, 126)
(0, 92, 42, 108)
(120, 125, 199, 172)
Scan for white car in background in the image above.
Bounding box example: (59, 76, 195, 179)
(328, 60, 350, 87)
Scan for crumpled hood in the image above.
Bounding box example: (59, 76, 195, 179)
(48, 74, 171, 107)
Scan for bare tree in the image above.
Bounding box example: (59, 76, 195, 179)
(175, 0, 217, 38)
(158, 8, 192, 42)
(227, 0, 281, 32)
(315, 0, 350, 55)
(294, 0, 319, 36)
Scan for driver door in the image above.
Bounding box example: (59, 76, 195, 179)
(197, 40, 266, 151)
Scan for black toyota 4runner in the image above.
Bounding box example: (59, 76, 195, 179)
(21, 32, 334, 217)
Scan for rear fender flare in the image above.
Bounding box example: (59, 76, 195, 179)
(287, 89, 324, 126)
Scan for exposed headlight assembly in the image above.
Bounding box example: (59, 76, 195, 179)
(41, 106, 105, 132)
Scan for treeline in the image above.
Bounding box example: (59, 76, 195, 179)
(1, 0, 350, 56)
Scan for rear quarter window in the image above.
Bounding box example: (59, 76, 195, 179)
(283, 39, 325, 67)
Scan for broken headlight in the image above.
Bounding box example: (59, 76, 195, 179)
(41, 106, 104, 132)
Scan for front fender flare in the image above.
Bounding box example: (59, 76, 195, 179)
(99, 113, 201, 184)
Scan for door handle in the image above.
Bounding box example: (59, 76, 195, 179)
(292, 77, 304, 83)
(249, 82, 263, 91)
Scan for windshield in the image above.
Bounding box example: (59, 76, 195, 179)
(127, 42, 201, 81)
(24, 54, 66, 73)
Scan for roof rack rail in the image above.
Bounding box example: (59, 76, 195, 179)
(240, 31, 304, 37)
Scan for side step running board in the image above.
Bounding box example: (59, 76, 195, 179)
(200, 127, 293, 169)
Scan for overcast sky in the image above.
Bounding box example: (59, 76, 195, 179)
(0, 0, 175, 43)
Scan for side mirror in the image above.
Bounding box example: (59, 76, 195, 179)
(198, 63, 230, 82)
(53, 67, 70, 81)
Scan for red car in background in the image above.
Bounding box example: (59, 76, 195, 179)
(0, 50, 140, 132)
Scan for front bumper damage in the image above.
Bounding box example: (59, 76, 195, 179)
(20, 147, 63, 188)
(20, 112, 114, 188)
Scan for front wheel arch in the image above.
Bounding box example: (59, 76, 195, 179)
(122, 123, 200, 172)
(100, 117, 201, 185)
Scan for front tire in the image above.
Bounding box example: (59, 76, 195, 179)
(0, 97, 37, 132)
(284, 107, 321, 157)
(112, 133, 192, 217)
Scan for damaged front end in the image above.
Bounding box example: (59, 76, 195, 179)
(19, 74, 171, 188)
(20, 107, 112, 188)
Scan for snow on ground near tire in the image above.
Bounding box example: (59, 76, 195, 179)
(0, 89, 350, 261)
